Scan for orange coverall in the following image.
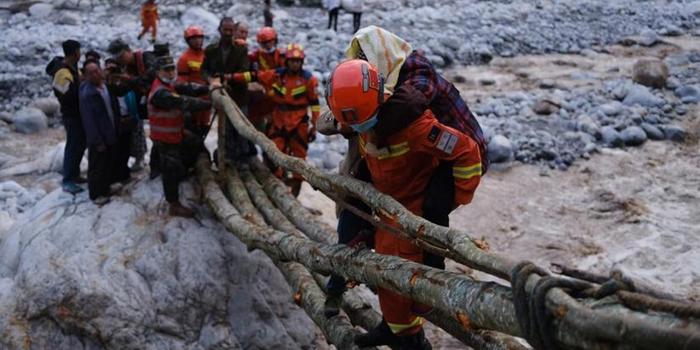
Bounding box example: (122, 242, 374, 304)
(247, 48, 286, 130)
(176, 48, 210, 129)
(359, 109, 482, 336)
(258, 68, 320, 178)
(139, 2, 159, 41)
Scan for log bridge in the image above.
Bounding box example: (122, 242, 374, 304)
(195, 88, 700, 350)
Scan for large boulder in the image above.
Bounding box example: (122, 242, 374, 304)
(31, 97, 61, 117)
(622, 84, 664, 107)
(12, 108, 48, 134)
(632, 59, 668, 89)
(675, 85, 700, 104)
(0, 181, 321, 349)
(601, 126, 624, 147)
(487, 135, 513, 163)
(620, 126, 647, 146)
(180, 7, 220, 36)
(28, 3, 54, 18)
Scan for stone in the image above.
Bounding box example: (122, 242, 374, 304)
(638, 29, 661, 47)
(675, 85, 700, 104)
(577, 115, 601, 139)
(322, 151, 343, 170)
(56, 11, 81, 25)
(632, 59, 668, 89)
(640, 123, 664, 140)
(538, 80, 556, 89)
(601, 126, 624, 147)
(532, 99, 560, 115)
(28, 3, 54, 18)
(180, 7, 220, 35)
(12, 108, 47, 134)
(599, 101, 623, 116)
(479, 78, 496, 86)
(487, 135, 513, 163)
(622, 84, 664, 107)
(0, 112, 12, 123)
(661, 125, 685, 142)
(620, 126, 647, 146)
(31, 97, 60, 117)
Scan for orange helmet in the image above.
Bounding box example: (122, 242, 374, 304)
(256, 26, 277, 43)
(184, 25, 205, 39)
(326, 59, 384, 132)
(285, 43, 305, 60)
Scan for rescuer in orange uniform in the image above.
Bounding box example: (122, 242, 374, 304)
(138, 0, 159, 43)
(247, 27, 286, 132)
(177, 25, 211, 137)
(326, 59, 483, 349)
(257, 44, 320, 196)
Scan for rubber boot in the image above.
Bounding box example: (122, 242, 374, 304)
(169, 201, 194, 218)
(398, 328, 432, 350)
(355, 319, 401, 348)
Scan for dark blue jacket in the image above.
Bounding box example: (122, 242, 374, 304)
(79, 81, 118, 147)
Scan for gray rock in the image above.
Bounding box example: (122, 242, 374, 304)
(599, 101, 623, 116)
(180, 6, 220, 35)
(666, 77, 680, 90)
(538, 80, 555, 89)
(322, 151, 343, 170)
(0, 181, 320, 350)
(28, 3, 54, 18)
(479, 78, 496, 86)
(0, 112, 12, 123)
(638, 29, 661, 47)
(31, 97, 60, 117)
(661, 125, 685, 142)
(56, 11, 81, 25)
(621, 126, 647, 146)
(675, 85, 700, 104)
(632, 59, 668, 89)
(641, 123, 664, 140)
(487, 135, 513, 163)
(577, 115, 601, 139)
(601, 126, 624, 147)
(622, 84, 664, 107)
(12, 108, 47, 134)
(532, 99, 560, 115)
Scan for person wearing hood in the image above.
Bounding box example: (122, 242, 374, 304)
(320, 25, 488, 320)
(148, 56, 211, 217)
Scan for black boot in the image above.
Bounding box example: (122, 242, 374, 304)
(355, 319, 401, 348)
(398, 328, 432, 350)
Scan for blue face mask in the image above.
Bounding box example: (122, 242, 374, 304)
(350, 113, 378, 133)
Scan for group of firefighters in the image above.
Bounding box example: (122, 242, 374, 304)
(55, 5, 488, 346)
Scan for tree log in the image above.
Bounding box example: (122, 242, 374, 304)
(208, 158, 369, 350)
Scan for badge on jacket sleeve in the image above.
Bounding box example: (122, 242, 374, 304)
(427, 126, 440, 143)
(436, 130, 458, 154)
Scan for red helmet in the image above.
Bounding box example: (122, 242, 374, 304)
(326, 59, 384, 131)
(184, 25, 204, 40)
(285, 43, 305, 60)
(256, 26, 277, 44)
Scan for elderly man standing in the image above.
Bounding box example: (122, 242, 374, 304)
(79, 60, 118, 205)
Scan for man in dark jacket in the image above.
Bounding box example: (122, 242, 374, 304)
(201, 17, 256, 164)
(79, 60, 118, 205)
(52, 39, 86, 194)
(148, 56, 211, 217)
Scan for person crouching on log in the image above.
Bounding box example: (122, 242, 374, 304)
(325, 59, 483, 349)
(148, 56, 211, 218)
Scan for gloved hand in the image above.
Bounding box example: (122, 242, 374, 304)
(308, 126, 317, 143)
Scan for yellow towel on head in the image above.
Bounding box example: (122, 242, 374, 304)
(345, 25, 413, 96)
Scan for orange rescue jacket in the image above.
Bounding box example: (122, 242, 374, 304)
(148, 79, 184, 144)
(258, 68, 320, 131)
(177, 48, 206, 85)
(141, 3, 158, 24)
(359, 110, 482, 214)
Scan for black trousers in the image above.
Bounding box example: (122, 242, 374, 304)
(112, 125, 132, 184)
(328, 8, 339, 31)
(156, 134, 202, 203)
(87, 144, 115, 200)
(62, 117, 87, 184)
(352, 12, 362, 33)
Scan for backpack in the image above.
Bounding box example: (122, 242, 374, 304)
(45, 56, 64, 77)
